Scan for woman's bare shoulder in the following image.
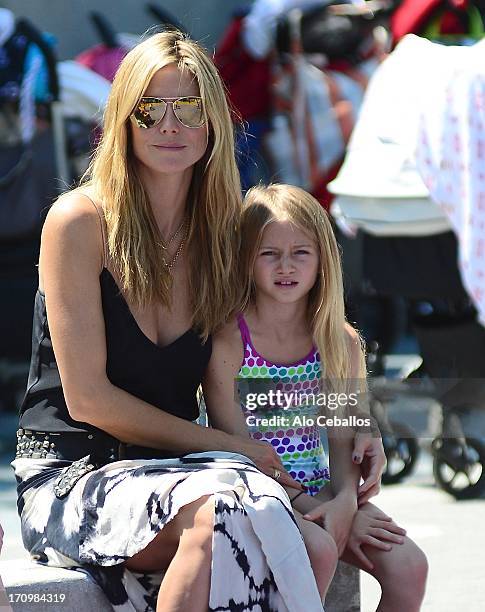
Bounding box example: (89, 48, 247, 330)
(45, 188, 102, 230)
(40, 189, 106, 283)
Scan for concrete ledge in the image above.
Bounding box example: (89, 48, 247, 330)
(1, 560, 111, 611)
(327, 561, 360, 612)
(1, 559, 359, 611)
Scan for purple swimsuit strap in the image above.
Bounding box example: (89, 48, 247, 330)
(236, 313, 252, 349)
(236, 312, 318, 369)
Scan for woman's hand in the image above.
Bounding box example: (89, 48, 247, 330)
(238, 437, 304, 490)
(302, 491, 357, 556)
(352, 432, 387, 505)
(346, 502, 406, 570)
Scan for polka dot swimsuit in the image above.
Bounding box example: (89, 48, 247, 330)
(236, 314, 330, 495)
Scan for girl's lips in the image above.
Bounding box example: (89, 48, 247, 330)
(274, 281, 298, 287)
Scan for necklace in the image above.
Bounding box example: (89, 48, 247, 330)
(163, 227, 187, 272)
(160, 217, 186, 250)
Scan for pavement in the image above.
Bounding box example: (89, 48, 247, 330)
(360, 451, 485, 612)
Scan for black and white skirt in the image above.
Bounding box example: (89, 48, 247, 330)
(12, 452, 324, 611)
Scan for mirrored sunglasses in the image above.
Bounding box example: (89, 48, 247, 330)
(131, 96, 205, 129)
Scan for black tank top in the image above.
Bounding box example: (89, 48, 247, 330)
(19, 250, 212, 458)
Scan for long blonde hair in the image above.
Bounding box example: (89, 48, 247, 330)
(240, 184, 366, 386)
(81, 30, 241, 338)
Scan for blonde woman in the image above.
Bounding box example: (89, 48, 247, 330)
(204, 184, 428, 609)
(11, 33, 323, 612)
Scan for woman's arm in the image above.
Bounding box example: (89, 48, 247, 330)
(301, 328, 362, 550)
(39, 194, 264, 456)
(325, 326, 363, 499)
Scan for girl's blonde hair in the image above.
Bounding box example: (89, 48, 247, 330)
(81, 30, 241, 338)
(240, 184, 366, 388)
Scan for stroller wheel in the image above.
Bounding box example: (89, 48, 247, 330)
(432, 437, 485, 500)
(382, 422, 419, 485)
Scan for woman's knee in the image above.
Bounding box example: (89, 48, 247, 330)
(125, 495, 215, 572)
(304, 521, 339, 574)
(177, 495, 215, 552)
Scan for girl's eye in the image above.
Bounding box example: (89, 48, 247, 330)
(260, 250, 276, 256)
(295, 249, 310, 255)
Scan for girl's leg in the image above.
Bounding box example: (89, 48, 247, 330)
(294, 510, 339, 601)
(341, 504, 428, 612)
(126, 495, 214, 612)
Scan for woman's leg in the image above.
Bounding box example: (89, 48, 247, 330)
(341, 503, 428, 612)
(294, 511, 338, 601)
(125, 495, 214, 612)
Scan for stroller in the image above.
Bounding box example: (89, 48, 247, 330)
(329, 33, 485, 499)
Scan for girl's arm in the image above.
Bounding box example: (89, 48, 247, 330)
(40, 195, 278, 457)
(202, 323, 303, 490)
(202, 327, 249, 437)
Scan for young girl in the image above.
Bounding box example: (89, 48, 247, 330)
(204, 184, 428, 610)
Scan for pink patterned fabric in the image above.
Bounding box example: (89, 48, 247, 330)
(416, 42, 485, 325)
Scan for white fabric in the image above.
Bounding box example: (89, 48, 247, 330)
(416, 40, 485, 326)
(13, 453, 324, 612)
(328, 35, 473, 199)
(328, 35, 480, 236)
(0, 8, 14, 47)
(57, 61, 111, 123)
(331, 195, 451, 236)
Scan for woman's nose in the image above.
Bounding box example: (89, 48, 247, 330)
(159, 104, 179, 134)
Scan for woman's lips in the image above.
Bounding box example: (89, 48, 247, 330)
(153, 144, 186, 150)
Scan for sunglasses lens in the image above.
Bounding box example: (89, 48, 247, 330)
(173, 97, 204, 128)
(133, 100, 167, 128)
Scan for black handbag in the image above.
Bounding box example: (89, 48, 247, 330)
(0, 127, 57, 241)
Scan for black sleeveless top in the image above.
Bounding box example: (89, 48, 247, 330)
(19, 267, 212, 441)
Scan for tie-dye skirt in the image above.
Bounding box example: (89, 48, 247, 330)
(12, 452, 323, 611)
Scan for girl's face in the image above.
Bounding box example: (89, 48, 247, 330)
(253, 220, 319, 305)
(130, 64, 208, 177)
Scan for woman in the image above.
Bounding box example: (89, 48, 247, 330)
(12, 31, 320, 612)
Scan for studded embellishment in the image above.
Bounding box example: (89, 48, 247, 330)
(15, 430, 60, 460)
(54, 456, 98, 499)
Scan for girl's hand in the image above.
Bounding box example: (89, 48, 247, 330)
(302, 492, 357, 556)
(238, 438, 304, 490)
(352, 433, 386, 504)
(346, 502, 406, 570)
